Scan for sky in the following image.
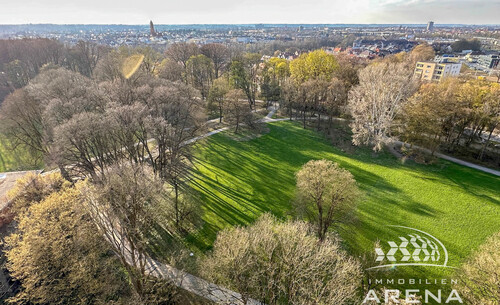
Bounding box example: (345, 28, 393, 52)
(0, 0, 499, 25)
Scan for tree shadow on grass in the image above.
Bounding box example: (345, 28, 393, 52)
(185, 121, 498, 300)
(188, 123, 440, 251)
(442, 166, 500, 206)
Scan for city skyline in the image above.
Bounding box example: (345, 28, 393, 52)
(1, 0, 499, 25)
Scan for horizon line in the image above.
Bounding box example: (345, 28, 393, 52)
(1, 23, 500, 26)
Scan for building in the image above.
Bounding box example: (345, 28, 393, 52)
(150, 20, 157, 37)
(477, 54, 500, 71)
(426, 21, 434, 32)
(414, 61, 462, 81)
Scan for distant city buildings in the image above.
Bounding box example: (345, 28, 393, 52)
(426, 21, 434, 32)
(477, 54, 500, 70)
(0, 23, 499, 53)
(415, 60, 462, 81)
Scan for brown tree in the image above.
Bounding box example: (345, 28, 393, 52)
(158, 59, 184, 82)
(202, 214, 362, 305)
(201, 43, 230, 78)
(295, 159, 359, 241)
(223, 89, 253, 133)
(83, 165, 167, 301)
(348, 62, 419, 151)
(326, 77, 348, 121)
(66, 40, 109, 77)
(402, 78, 462, 155)
(408, 43, 435, 65)
(165, 42, 200, 69)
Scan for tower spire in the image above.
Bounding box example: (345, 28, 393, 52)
(150, 20, 156, 37)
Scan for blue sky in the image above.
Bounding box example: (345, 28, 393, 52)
(1, 0, 498, 24)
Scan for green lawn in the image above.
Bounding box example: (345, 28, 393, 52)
(0, 134, 41, 172)
(188, 121, 500, 291)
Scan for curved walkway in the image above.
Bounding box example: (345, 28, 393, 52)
(264, 110, 499, 176)
(394, 141, 500, 177)
(1, 106, 498, 305)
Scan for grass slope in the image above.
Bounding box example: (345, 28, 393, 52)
(0, 135, 41, 172)
(189, 121, 500, 288)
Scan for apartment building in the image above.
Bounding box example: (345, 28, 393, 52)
(477, 54, 500, 71)
(414, 61, 462, 81)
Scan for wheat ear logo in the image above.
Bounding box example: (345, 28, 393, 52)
(367, 225, 455, 270)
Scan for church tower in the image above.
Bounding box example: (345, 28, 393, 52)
(150, 20, 157, 37)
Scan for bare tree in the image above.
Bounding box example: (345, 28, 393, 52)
(0, 67, 99, 179)
(53, 111, 120, 180)
(223, 89, 253, 133)
(478, 85, 500, 160)
(202, 214, 362, 305)
(279, 79, 298, 121)
(158, 58, 184, 82)
(295, 159, 359, 241)
(83, 164, 166, 301)
(302, 78, 329, 130)
(207, 77, 231, 123)
(325, 77, 348, 126)
(145, 81, 205, 230)
(201, 43, 230, 78)
(66, 40, 109, 77)
(0, 38, 64, 88)
(348, 62, 419, 151)
(165, 42, 200, 69)
(0, 89, 46, 160)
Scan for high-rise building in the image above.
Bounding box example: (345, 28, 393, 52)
(426, 21, 434, 32)
(150, 20, 157, 37)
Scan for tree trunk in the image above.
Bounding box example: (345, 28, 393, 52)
(317, 204, 324, 241)
(57, 163, 73, 182)
(478, 127, 495, 161)
(430, 133, 440, 156)
(174, 181, 180, 229)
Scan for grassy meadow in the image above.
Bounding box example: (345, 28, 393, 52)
(0, 134, 42, 172)
(185, 120, 500, 291)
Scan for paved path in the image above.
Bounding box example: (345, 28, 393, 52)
(1, 106, 498, 305)
(394, 141, 500, 177)
(145, 257, 261, 304)
(0, 171, 40, 210)
(261, 110, 500, 177)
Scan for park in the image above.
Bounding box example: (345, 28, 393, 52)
(185, 120, 500, 290)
